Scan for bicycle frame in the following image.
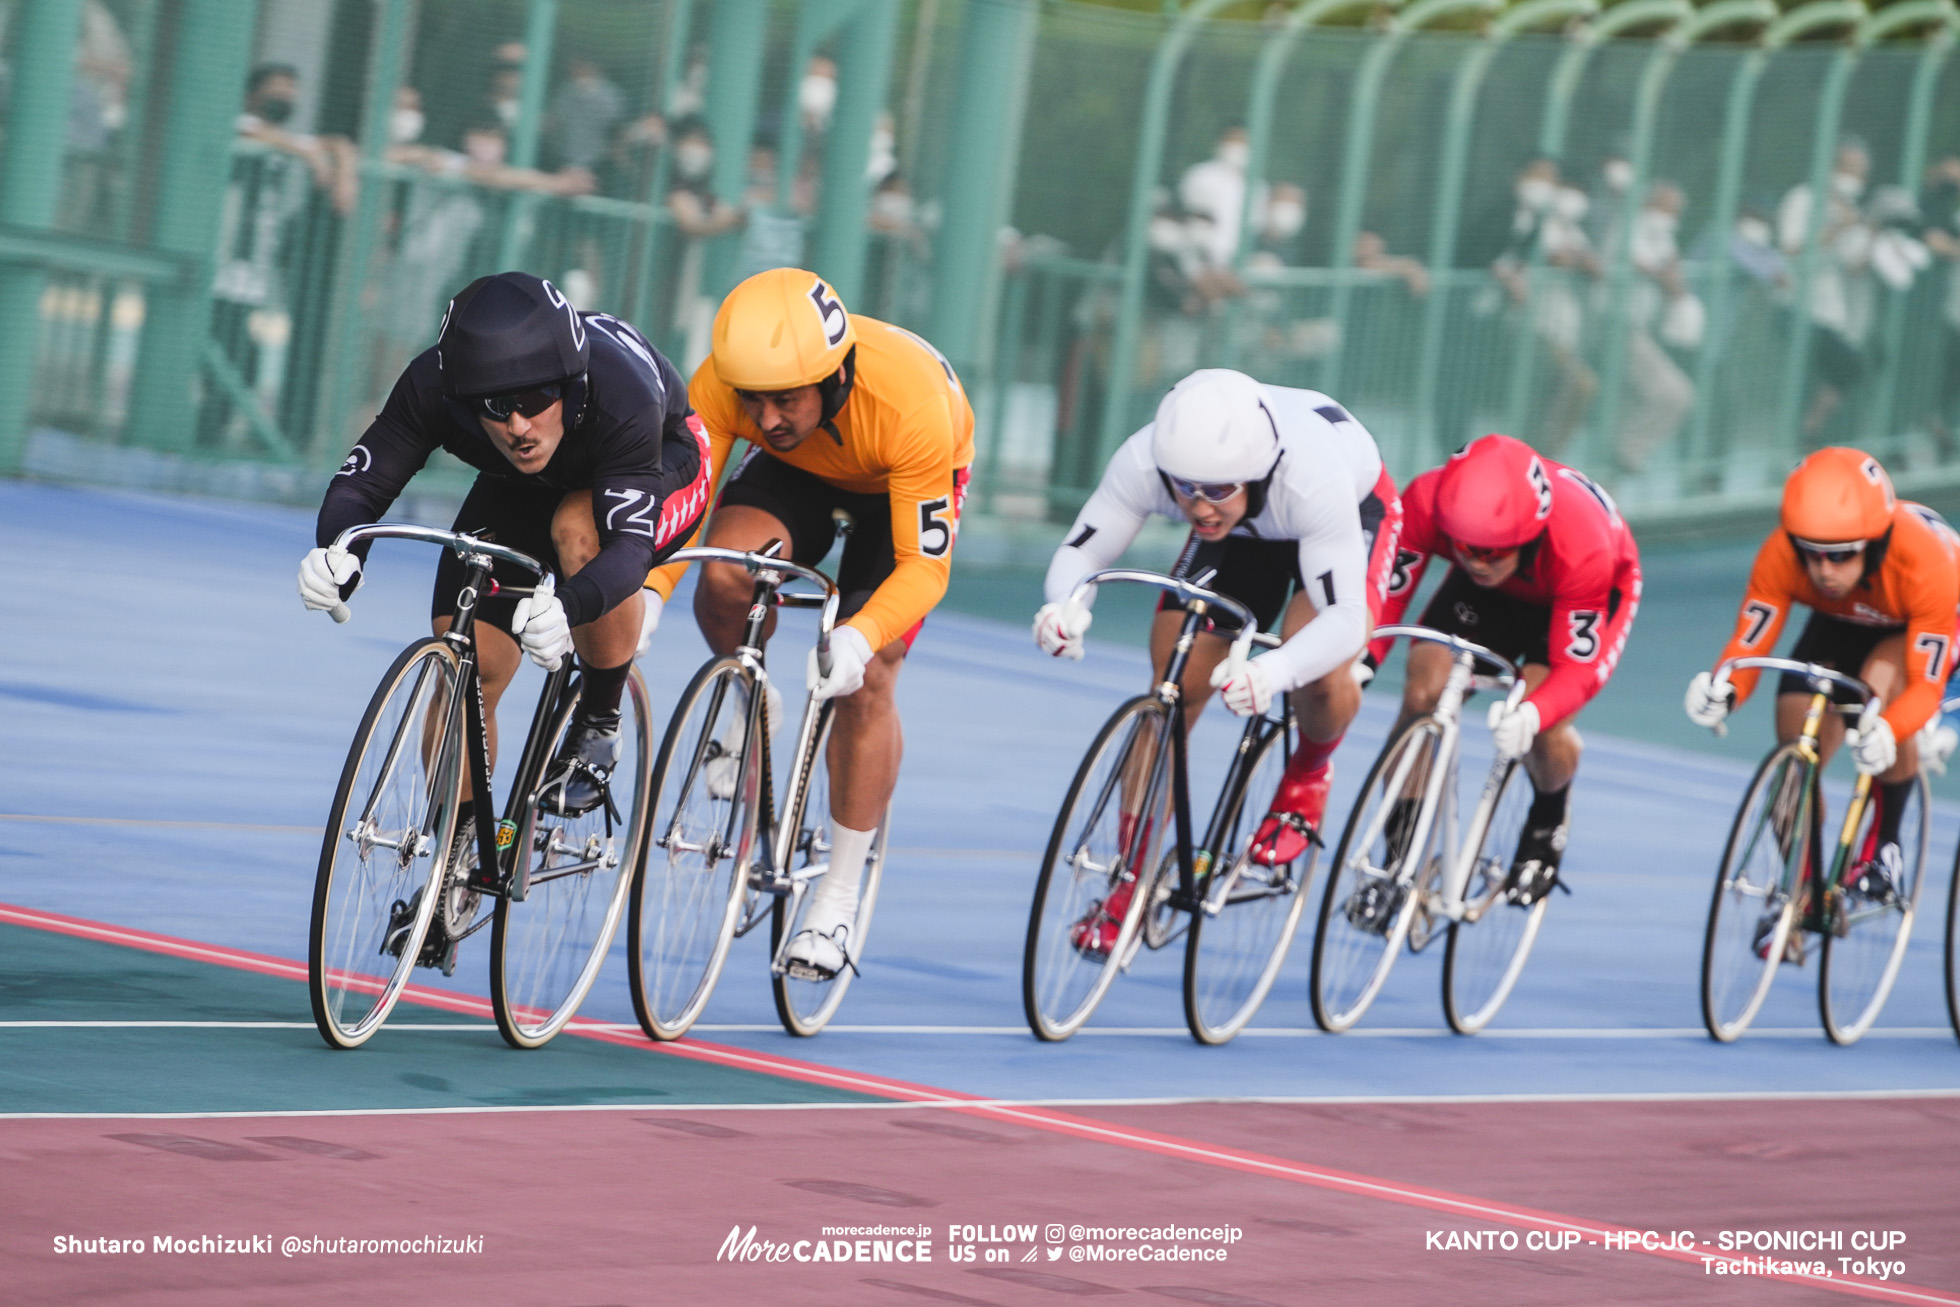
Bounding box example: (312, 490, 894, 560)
(1360, 626, 1523, 926)
(1063, 568, 1283, 928)
(331, 523, 568, 904)
(1715, 656, 1882, 942)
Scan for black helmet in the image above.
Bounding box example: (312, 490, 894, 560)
(436, 271, 589, 399)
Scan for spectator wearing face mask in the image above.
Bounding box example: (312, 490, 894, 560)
(1779, 137, 1876, 441)
(1492, 158, 1598, 453)
(487, 43, 527, 133)
(1588, 143, 1635, 256)
(235, 62, 357, 214)
(800, 55, 838, 138)
(1615, 181, 1697, 473)
(1178, 125, 1268, 270)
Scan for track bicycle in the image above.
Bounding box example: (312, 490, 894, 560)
(1310, 626, 1551, 1036)
(1946, 695, 1960, 1045)
(1022, 568, 1314, 1045)
(308, 524, 651, 1051)
(1700, 657, 1927, 1045)
(628, 534, 889, 1041)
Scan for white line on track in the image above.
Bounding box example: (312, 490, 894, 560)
(6, 1084, 1960, 1121)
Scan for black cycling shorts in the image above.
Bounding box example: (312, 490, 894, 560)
(1777, 612, 1904, 704)
(429, 474, 690, 633)
(718, 448, 966, 643)
(1418, 565, 1623, 671)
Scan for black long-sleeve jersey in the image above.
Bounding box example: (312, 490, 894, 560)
(317, 312, 704, 627)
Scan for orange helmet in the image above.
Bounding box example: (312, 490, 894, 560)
(1780, 448, 1895, 544)
(710, 267, 855, 391)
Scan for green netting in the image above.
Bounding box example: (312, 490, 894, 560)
(1, 0, 1956, 531)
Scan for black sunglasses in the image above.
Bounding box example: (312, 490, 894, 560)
(480, 383, 564, 420)
(1793, 539, 1865, 565)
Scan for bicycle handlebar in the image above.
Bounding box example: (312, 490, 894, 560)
(1713, 656, 1874, 706)
(1370, 624, 1520, 685)
(327, 523, 552, 624)
(663, 544, 843, 676)
(1065, 567, 1263, 678)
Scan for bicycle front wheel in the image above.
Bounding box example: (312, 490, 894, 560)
(1820, 771, 1928, 1044)
(771, 700, 890, 1037)
(1311, 718, 1439, 1033)
(1441, 758, 1547, 1034)
(490, 667, 652, 1049)
(1948, 841, 1960, 1043)
(1702, 742, 1810, 1042)
(1023, 695, 1171, 1041)
(1183, 720, 1313, 1045)
(309, 638, 464, 1050)
(628, 656, 761, 1042)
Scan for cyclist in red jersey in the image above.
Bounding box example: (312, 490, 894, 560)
(1372, 434, 1642, 897)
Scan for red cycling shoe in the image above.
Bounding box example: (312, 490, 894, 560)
(1068, 878, 1134, 959)
(1248, 759, 1332, 866)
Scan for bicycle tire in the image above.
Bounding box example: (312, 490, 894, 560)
(1820, 770, 1928, 1045)
(490, 667, 652, 1049)
(308, 638, 464, 1050)
(1183, 720, 1313, 1045)
(1441, 758, 1547, 1034)
(1946, 837, 1960, 1043)
(1701, 742, 1810, 1042)
(628, 656, 762, 1042)
(1022, 695, 1172, 1041)
(1310, 717, 1439, 1033)
(770, 699, 890, 1037)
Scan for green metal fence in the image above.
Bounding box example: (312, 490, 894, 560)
(2, 0, 1957, 531)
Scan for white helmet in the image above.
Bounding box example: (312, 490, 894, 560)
(1149, 369, 1280, 485)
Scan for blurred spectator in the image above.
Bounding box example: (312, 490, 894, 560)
(867, 110, 898, 186)
(800, 55, 838, 138)
(235, 63, 357, 214)
(1257, 183, 1309, 262)
(669, 47, 709, 119)
(391, 116, 595, 197)
(1493, 157, 1598, 453)
(548, 55, 624, 174)
(1354, 230, 1428, 299)
(663, 118, 743, 238)
(1779, 137, 1874, 442)
(1866, 185, 1930, 293)
(59, 1, 132, 233)
(1587, 139, 1635, 256)
(868, 172, 926, 248)
(1616, 180, 1696, 473)
(488, 43, 527, 132)
(1918, 156, 1960, 455)
(1727, 201, 1789, 288)
(1178, 125, 1267, 269)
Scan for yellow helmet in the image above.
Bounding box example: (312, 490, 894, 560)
(710, 268, 856, 391)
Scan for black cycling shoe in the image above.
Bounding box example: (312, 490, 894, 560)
(1848, 843, 1903, 905)
(1509, 822, 1570, 906)
(540, 713, 622, 818)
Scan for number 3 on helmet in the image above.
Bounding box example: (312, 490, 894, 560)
(1435, 433, 1553, 551)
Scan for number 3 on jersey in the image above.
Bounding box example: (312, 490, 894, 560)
(1566, 609, 1602, 661)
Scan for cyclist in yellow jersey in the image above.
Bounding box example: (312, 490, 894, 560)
(644, 268, 974, 976)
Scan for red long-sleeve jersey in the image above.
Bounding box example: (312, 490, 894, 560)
(1374, 459, 1642, 729)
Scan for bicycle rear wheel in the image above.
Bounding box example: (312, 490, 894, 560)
(1183, 721, 1313, 1045)
(309, 638, 464, 1050)
(1701, 742, 1810, 1042)
(1023, 695, 1171, 1041)
(1441, 758, 1547, 1034)
(1820, 771, 1928, 1044)
(490, 667, 651, 1049)
(771, 700, 890, 1037)
(1311, 718, 1438, 1033)
(628, 657, 762, 1042)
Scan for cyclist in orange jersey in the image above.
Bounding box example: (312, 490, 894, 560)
(1688, 447, 1960, 894)
(643, 268, 974, 978)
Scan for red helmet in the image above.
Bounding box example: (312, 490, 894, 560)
(1435, 434, 1553, 550)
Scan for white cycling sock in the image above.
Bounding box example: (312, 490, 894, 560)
(810, 821, 876, 922)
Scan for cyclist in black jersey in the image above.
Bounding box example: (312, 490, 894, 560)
(299, 271, 711, 820)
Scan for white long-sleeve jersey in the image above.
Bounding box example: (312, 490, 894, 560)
(1044, 386, 1385, 695)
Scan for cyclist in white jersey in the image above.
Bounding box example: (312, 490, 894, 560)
(1033, 369, 1402, 955)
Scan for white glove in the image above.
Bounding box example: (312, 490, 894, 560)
(1848, 714, 1897, 777)
(1684, 671, 1733, 729)
(1488, 698, 1540, 761)
(636, 590, 664, 655)
(1032, 599, 1093, 661)
(1209, 654, 1275, 718)
(811, 624, 874, 702)
(510, 575, 572, 670)
(1918, 718, 1958, 777)
(298, 545, 361, 615)
(1350, 657, 1375, 688)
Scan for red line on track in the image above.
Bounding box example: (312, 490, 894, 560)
(6, 900, 1954, 1305)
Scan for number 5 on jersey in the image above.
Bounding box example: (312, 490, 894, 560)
(918, 497, 954, 557)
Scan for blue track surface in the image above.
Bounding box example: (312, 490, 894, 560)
(5, 480, 1957, 1107)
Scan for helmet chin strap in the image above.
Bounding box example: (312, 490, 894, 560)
(816, 346, 859, 444)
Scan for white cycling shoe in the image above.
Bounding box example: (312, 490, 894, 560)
(786, 876, 860, 979)
(706, 678, 785, 800)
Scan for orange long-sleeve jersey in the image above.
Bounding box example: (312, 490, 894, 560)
(1713, 503, 1960, 738)
(646, 315, 975, 651)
